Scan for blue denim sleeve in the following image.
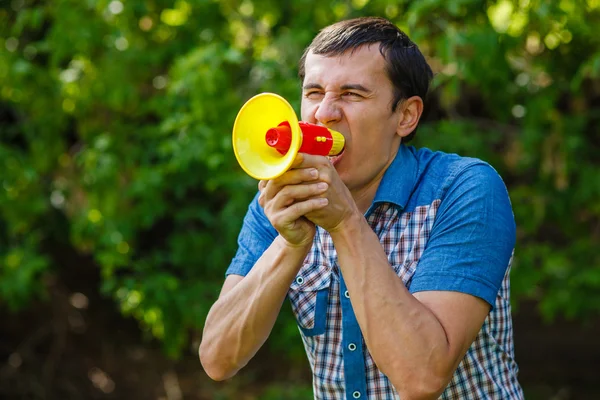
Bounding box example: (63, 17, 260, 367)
(408, 163, 516, 307)
(225, 192, 278, 277)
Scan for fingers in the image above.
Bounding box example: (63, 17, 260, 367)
(277, 167, 319, 186)
(258, 179, 267, 193)
(292, 154, 336, 190)
(262, 181, 328, 212)
(276, 198, 329, 224)
(257, 153, 336, 217)
(257, 153, 331, 194)
(259, 176, 330, 233)
(291, 153, 331, 171)
(258, 167, 319, 193)
(258, 167, 321, 206)
(277, 182, 328, 207)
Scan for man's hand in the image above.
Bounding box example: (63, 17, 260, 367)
(298, 154, 360, 233)
(258, 154, 330, 247)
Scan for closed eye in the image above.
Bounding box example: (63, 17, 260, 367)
(304, 90, 324, 100)
(340, 84, 370, 100)
(342, 91, 364, 98)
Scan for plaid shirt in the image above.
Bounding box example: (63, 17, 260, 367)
(228, 145, 524, 399)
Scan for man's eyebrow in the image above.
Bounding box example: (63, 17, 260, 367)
(302, 83, 372, 92)
(302, 83, 323, 90)
(340, 83, 371, 93)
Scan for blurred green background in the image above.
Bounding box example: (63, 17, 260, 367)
(1, 0, 599, 399)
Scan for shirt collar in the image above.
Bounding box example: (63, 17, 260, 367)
(370, 144, 418, 212)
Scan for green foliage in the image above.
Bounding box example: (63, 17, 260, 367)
(1, 0, 599, 358)
(260, 384, 314, 399)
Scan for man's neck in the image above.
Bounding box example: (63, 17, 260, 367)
(350, 147, 400, 214)
(351, 171, 386, 214)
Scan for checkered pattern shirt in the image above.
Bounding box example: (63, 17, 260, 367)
(228, 145, 524, 399)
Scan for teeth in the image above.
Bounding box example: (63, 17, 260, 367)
(327, 149, 345, 165)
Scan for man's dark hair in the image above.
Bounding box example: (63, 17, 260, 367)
(298, 17, 433, 142)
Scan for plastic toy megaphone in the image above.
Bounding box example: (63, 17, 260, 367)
(232, 93, 345, 180)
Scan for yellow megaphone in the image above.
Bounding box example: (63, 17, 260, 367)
(232, 93, 345, 180)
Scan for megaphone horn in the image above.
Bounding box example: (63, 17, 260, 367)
(232, 93, 345, 180)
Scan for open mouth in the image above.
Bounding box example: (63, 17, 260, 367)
(328, 147, 345, 166)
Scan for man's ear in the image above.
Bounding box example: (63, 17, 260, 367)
(396, 96, 424, 138)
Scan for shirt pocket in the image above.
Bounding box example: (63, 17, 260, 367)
(288, 262, 332, 336)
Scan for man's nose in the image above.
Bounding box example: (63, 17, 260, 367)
(314, 94, 342, 125)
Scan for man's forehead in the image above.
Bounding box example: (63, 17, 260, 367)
(303, 46, 387, 83)
(305, 44, 384, 63)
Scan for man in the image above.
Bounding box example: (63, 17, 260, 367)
(200, 16, 523, 399)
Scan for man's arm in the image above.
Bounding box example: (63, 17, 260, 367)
(199, 236, 310, 381)
(330, 216, 490, 399)
(200, 160, 329, 380)
(303, 155, 515, 399)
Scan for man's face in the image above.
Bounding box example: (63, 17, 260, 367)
(300, 45, 404, 193)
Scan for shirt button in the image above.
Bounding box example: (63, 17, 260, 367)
(348, 343, 357, 351)
(295, 276, 304, 285)
(344, 290, 350, 298)
(352, 391, 361, 398)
